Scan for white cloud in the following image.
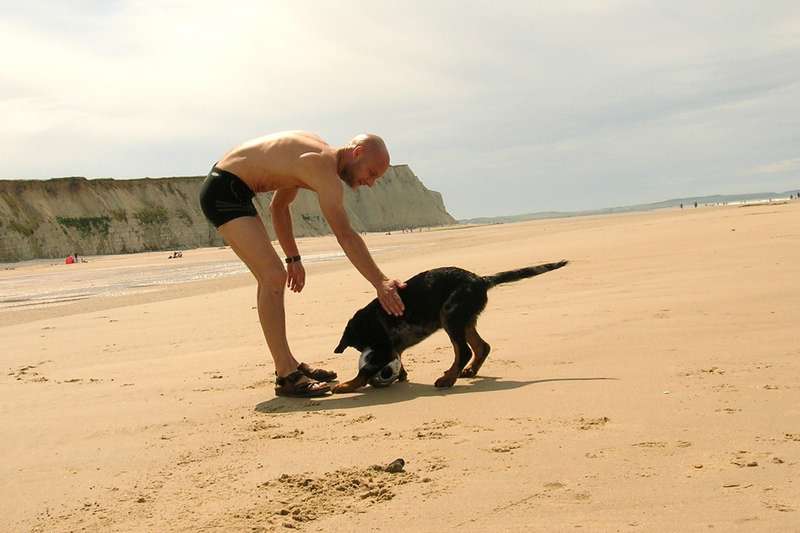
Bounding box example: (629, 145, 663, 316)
(2, 1, 800, 216)
(753, 158, 800, 174)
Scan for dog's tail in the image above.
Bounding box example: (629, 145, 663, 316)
(482, 260, 568, 288)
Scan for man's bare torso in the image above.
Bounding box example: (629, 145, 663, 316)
(215, 131, 336, 193)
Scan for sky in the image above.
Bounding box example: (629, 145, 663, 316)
(2, 1, 799, 219)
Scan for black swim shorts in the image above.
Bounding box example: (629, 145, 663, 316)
(199, 165, 258, 228)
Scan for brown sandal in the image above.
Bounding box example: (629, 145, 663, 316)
(297, 362, 337, 382)
(275, 371, 331, 397)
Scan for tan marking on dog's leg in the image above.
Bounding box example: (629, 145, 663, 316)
(436, 332, 470, 388)
(461, 326, 491, 378)
(397, 354, 408, 382)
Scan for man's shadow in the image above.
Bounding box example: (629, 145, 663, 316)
(255, 376, 616, 414)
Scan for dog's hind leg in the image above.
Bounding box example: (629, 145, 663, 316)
(436, 326, 472, 388)
(436, 288, 484, 388)
(461, 325, 491, 378)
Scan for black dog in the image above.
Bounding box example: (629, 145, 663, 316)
(332, 261, 568, 392)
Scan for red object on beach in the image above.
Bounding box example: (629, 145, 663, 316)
(65, 256, 75, 264)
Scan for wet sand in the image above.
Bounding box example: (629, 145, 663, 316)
(2, 202, 799, 531)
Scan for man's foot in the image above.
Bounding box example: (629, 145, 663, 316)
(297, 362, 337, 382)
(275, 371, 331, 397)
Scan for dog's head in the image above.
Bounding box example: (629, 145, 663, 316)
(334, 307, 381, 353)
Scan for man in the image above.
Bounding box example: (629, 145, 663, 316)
(199, 131, 405, 397)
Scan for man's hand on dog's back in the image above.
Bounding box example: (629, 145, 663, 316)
(377, 278, 406, 316)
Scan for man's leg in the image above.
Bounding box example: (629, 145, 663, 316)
(218, 216, 309, 379)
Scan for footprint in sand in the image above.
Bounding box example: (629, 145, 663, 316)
(249, 420, 281, 432)
(631, 441, 692, 454)
(681, 366, 725, 378)
(729, 450, 760, 468)
(763, 501, 795, 513)
(303, 411, 346, 419)
(632, 441, 668, 448)
(425, 457, 448, 472)
(410, 419, 460, 440)
(489, 442, 522, 453)
(8, 360, 53, 383)
(270, 429, 303, 440)
(346, 414, 375, 425)
(577, 416, 610, 430)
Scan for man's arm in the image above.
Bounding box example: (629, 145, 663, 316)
(270, 188, 306, 292)
(317, 182, 405, 315)
(270, 188, 300, 258)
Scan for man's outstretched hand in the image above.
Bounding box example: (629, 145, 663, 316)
(377, 279, 406, 316)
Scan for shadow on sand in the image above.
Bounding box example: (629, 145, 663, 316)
(254, 376, 616, 414)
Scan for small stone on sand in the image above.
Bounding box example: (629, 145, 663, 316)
(385, 458, 405, 473)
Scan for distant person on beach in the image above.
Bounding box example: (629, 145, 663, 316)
(199, 131, 405, 397)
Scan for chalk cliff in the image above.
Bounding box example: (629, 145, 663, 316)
(0, 165, 454, 262)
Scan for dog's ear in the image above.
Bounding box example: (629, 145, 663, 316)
(335, 318, 359, 353)
(334, 332, 348, 354)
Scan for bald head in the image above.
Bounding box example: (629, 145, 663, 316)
(349, 134, 390, 165)
(339, 133, 391, 188)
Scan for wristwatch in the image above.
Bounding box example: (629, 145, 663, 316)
(285, 255, 301, 264)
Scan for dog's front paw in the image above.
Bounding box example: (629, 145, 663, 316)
(434, 374, 457, 388)
(332, 381, 361, 394)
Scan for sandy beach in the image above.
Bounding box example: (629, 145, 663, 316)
(2, 202, 799, 532)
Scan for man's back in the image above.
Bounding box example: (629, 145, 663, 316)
(216, 131, 333, 193)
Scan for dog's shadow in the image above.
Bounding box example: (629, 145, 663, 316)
(254, 376, 616, 414)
